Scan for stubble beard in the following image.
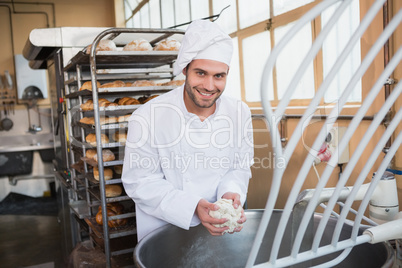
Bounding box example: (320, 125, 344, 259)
(184, 81, 220, 109)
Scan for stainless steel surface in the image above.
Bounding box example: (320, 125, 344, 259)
(23, 27, 186, 69)
(134, 210, 394, 268)
(0, 133, 53, 153)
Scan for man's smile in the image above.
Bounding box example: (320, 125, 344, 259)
(196, 88, 216, 98)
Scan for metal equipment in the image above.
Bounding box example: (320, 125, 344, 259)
(246, 0, 402, 267)
(133, 1, 401, 267)
(23, 26, 185, 266)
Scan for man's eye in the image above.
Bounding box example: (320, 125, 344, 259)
(197, 72, 205, 76)
(215, 74, 225, 79)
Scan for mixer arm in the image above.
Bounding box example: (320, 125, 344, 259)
(364, 219, 402, 244)
(296, 177, 400, 224)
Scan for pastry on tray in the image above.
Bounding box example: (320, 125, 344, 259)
(123, 39, 153, 51)
(85, 149, 115, 162)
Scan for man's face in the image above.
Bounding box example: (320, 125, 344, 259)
(183, 59, 229, 112)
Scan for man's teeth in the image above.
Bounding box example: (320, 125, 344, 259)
(199, 91, 212, 96)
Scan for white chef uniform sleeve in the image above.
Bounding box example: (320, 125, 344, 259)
(122, 113, 202, 230)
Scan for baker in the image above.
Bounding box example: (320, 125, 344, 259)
(122, 19, 254, 242)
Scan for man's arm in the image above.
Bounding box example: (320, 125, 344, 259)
(121, 113, 201, 230)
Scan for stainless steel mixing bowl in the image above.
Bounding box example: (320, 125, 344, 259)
(134, 210, 394, 268)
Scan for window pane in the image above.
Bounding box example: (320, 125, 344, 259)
(190, 0, 209, 21)
(149, 0, 161, 28)
(161, 0, 175, 28)
(322, 1, 361, 103)
(274, 0, 314, 16)
(133, 13, 141, 28)
(224, 37, 241, 100)
(124, 0, 136, 27)
(274, 22, 315, 100)
(175, 0, 190, 27)
(242, 31, 273, 102)
(212, 0, 237, 34)
(140, 3, 150, 28)
(238, 0, 269, 29)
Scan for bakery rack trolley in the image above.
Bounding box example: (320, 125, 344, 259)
(63, 27, 185, 267)
(246, 0, 401, 267)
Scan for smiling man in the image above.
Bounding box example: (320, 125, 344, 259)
(122, 20, 254, 241)
(182, 59, 227, 118)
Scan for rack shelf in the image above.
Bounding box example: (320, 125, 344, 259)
(63, 27, 185, 267)
(64, 51, 179, 72)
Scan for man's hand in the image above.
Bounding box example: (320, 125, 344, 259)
(196, 199, 228, 235)
(221, 192, 246, 232)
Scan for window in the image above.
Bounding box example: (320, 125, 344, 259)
(212, 0, 237, 34)
(124, 0, 363, 106)
(190, 0, 209, 21)
(242, 31, 273, 102)
(274, 21, 315, 100)
(224, 37, 242, 100)
(238, 0, 269, 29)
(322, 0, 362, 103)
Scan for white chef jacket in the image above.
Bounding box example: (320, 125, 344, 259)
(121, 86, 254, 241)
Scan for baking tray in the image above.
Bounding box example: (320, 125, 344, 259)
(85, 216, 137, 239)
(87, 186, 131, 203)
(64, 51, 179, 72)
(65, 86, 172, 98)
(75, 121, 128, 130)
(81, 157, 124, 167)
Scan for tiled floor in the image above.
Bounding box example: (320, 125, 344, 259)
(0, 215, 64, 268)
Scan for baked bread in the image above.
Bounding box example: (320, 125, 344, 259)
(85, 149, 97, 159)
(153, 38, 181, 51)
(131, 80, 156, 87)
(79, 117, 95, 125)
(114, 165, 123, 175)
(100, 80, 126, 88)
(143, 95, 159, 103)
(137, 96, 148, 103)
(85, 133, 109, 146)
(79, 81, 101, 91)
(98, 98, 110, 106)
(117, 114, 131, 122)
(80, 99, 94, 111)
(96, 202, 127, 227)
(126, 98, 141, 105)
(93, 166, 113, 181)
(159, 80, 185, 87)
(99, 116, 118, 125)
(79, 116, 117, 125)
(105, 184, 123, 197)
(112, 131, 127, 143)
(123, 39, 152, 51)
(81, 99, 118, 111)
(86, 149, 115, 162)
(105, 102, 118, 108)
(118, 97, 140, 105)
(86, 39, 117, 54)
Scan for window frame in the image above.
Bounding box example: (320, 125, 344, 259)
(122, 0, 365, 110)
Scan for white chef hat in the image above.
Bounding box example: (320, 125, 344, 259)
(173, 20, 233, 76)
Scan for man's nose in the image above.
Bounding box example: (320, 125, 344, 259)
(202, 76, 214, 91)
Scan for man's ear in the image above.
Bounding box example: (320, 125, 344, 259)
(182, 67, 187, 76)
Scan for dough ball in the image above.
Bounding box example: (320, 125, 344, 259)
(209, 198, 242, 233)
